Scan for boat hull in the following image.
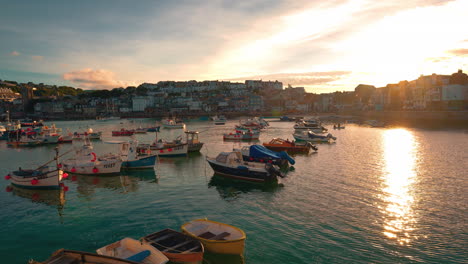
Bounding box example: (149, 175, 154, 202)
(9, 168, 62, 189)
(122, 155, 156, 169)
(62, 160, 122, 175)
(149, 144, 188, 157)
(188, 142, 204, 152)
(207, 160, 274, 183)
(142, 228, 204, 263)
(181, 219, 246, 255)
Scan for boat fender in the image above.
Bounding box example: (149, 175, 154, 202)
(90, 152, 97, 162)
(31, 178, 39, 185)
(92, 167, 99, 173)
(5, 174, 11, 180)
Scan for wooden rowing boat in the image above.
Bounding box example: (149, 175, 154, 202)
(142, 228, 204, 263)
(181, 219, 246, 255)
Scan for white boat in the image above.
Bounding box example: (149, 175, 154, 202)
(223, 131, 260, 140)
(97, 237, 169, 264)
(62, 138, 122, 175)
(72, 128, 102, 140)
(293, 130, 336, 143)
(162, 119, 185, 129)
(5, 148, 63, 189)
(212, 115, 227, 125)
(293, 119, 327, 133)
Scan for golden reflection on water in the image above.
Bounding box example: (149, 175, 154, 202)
(381, 128, 418, 245)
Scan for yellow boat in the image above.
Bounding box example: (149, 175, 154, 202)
(181, 219, 246, 255)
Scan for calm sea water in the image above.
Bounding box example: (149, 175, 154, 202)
(0, 119, 466, 264)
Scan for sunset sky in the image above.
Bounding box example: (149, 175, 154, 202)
(1, 0, 467, 93)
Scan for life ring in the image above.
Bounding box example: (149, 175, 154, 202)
(90, 152, 97, 162)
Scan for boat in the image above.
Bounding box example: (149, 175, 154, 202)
(206, 151, 283, 183)
(223, 131, 260, 141)
(73, 129, 102, 140)
(239, 117, 268, 129)
(293, 131, 336, 143)
(293, 119, 327, 133)
(162, 119, 185, 129)
(181, 219, 246, 255)
(36, 127, 61, 144)
(6, 129, 42, 147)
(96, 115, 120, 122)
(112, 129, 135, 137)
(185, 130, 204, 152)
(138, 135, 188, 157)
(5, 148, 64, 189)
(236, 145, 295, 166)
(97, 237, 169, 264)
(263, 138, 317, 154)
(106, 140, 157, 169)
(61, 137, 123, 175)
(30, 249, 145, 264)
(333, 124, 345, 129)
(234, 125, 260, 133)
(146, 126, 161, 132)
(20, 119, 44, 127)
(212, 115, 227, 125)
(141, 228, 204, 263)
(279, 116, 295, 121)
(134, 127, 148, 134)
(59, 129, 74, 143)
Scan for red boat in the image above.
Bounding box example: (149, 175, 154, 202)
(263, 138, 317, 154)
(112, 129, 135, 136)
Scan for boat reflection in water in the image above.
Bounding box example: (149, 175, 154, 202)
(9, 185, 66, 221)
(208, 174, 282, 200)
(381, 128, 419, 245)
(68, 170, 158, 198)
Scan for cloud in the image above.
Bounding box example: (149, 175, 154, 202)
(228, 71, 352, 86)
(63, 68, 133, 89)
(31, 55, 44, 61)
(10, 51, 20, 56)
(448, 49, 468, 56)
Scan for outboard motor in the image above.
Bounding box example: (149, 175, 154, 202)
(265, 163, 285, 178)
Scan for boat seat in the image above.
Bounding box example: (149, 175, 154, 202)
(198, 231, 216, 239)
(162, 240, 193, 252)
(211, 232, 230, 240)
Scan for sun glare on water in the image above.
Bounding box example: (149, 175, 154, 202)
(381, 129, 419, 245)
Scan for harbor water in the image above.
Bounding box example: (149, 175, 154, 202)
(0, 119, 466, 263)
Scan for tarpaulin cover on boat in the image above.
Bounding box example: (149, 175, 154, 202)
(249, 145, 295, 165)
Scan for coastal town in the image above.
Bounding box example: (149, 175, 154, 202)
(1, 69, 467, 121)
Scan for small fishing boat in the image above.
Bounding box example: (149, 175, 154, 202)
(293, 120, 328, 133)
(5, 148, 63, 189)
(236, 145, 295, 166)
(162, 119, 185, 129)
(59, 130, 74, 143)
(31, 249, 144, 264)
(142, 228, 204, 263)
(263, 138, 317, 154)
(212, 115, 227, 125)
(185, 131, 204, 152)
(293, 131, 336, 143)
(333, 124, 345, 129)
(97, 237, 169, 264)
(134, 127, 148, 134)
(112, 129, 135, 137)
(106, 140, 157, 169)
(73, 129, 102, 140)
(234, 125, 260, 133)
(223, 131, 260, 141)
(7, 129, 42, 147)
(181, 219, 246, 255)
(20, 119, 44, 127)
(207, 151, 283, 183)
(62, 138, 123, 175)
(146, 126, 161, 132)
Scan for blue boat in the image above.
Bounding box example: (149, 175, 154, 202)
(238, 145, 295, 166)
(106, 141, 157, 169)
(147, 126, 160, 132)
(207, 151, 283, 183)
